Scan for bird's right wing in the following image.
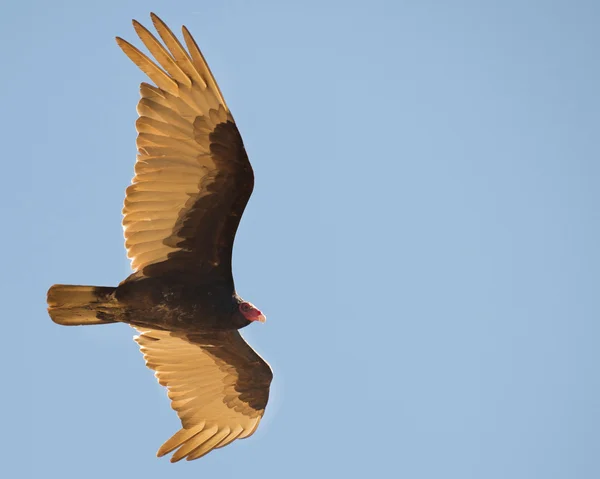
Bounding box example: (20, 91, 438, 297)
(117, 14, 254, 281)
(135, 327, 273, 462)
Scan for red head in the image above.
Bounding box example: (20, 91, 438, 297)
(239, 302, 266, 323)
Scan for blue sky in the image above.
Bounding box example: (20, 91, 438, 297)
(2, 0, 599, 477)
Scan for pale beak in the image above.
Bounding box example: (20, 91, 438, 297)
(255, 313, 267, 323)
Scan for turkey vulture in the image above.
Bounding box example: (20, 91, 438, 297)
(46, 13, 272, 462)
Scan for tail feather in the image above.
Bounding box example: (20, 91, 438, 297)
(47, 284, 118, 326)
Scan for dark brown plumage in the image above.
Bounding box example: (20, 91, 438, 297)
(46, 13, 271, 462)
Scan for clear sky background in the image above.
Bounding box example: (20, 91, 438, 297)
(2, 0, 599, 478)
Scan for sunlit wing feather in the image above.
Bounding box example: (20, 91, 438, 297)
(117, 14, 254, 278)
(135, 328, 272, 462)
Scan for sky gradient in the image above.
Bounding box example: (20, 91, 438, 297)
(3, 1, 599, 478)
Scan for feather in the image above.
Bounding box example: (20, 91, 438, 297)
(116, 37, 178, 95)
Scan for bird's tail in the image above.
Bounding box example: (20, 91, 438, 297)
(47, 284, 119, 326)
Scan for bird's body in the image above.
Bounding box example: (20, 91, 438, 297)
(46, 13, 271, 463)
(93, 274, 253, 332)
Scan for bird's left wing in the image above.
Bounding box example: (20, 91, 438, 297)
(117, 14, 254, 282)
(134, 327, 273, 462)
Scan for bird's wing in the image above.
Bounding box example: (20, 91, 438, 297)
(117, 14, 253, 282)
(134, 327, 273, 462)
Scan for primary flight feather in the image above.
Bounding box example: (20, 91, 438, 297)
(46, 13, 272, 462)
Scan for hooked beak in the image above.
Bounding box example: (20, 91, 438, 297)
(254, 313, 267, 323)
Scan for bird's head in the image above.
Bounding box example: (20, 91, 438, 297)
(238, 301, 266, 323)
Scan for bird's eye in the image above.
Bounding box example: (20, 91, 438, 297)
(242, 304, 250, 311)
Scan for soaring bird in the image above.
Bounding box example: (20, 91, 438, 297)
(46, 13, 272, 462)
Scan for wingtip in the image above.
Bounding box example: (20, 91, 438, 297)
(115, 36, 132, 51)
(115, 36, 128, 47)
(150, 12, 167, 31)
(131, 19, 150, 39)
(157, 439, 178, 460)
(151, 13, 175, 39)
